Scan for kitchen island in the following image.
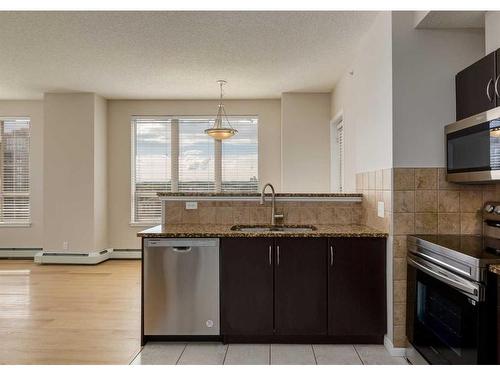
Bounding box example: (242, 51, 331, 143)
(138, 191, 388, 346)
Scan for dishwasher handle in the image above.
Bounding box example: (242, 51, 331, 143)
(172, 246, 192, 253)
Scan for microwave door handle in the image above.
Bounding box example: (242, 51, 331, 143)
(408, 257, 480, 300)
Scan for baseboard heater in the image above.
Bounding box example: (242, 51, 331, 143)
(34, 249, 113, 264)
(0, 248, 41, 259)
(1, 248, 141, 263)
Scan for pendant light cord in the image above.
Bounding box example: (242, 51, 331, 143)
(215, 80, 235, 131)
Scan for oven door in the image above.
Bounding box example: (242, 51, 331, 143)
(406, 255, 485, 365)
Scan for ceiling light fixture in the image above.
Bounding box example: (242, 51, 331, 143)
(204, 80, 238, 140)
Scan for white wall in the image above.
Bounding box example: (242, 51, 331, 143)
(93, 95, 108, 250)
(331, 12, 393, 191)
(107, 99, 281, 249)
(43, 93, 108, 252)
(281, 93, 331, 193)
(392, 11, 484, 168)
(485, 11, 500, 54)
(0, 101, 44, 248)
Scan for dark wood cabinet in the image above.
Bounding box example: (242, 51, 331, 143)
(274, 238, 327, 335)
(220, 238, 274, 336)
(220, 236, 386, 343)
(328, 237, 386, 342)
(456, 51, 497, 121)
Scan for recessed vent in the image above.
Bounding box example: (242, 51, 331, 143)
(42, 253, 89, 257)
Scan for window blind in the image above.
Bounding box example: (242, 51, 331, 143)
(0, 118, 31, 224)
(179, 119, 215, 192)
(132, 119, 171, 223)
(222, 117, 258, 192)
(337, 122, 344, 192)
(131, 116, 259, 223)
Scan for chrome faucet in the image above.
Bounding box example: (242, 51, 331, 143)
(260, 183, 284, 226)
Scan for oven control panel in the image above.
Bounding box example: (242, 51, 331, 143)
(483, 201, 500, 219)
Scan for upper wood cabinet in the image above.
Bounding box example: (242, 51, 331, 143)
(456, 51, 498, 121)
(274, 237, 327, 336)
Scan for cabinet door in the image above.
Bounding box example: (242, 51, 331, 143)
(275, 238, 327, 335)
(456, 51, 496, 120)
(328, 237, 386, 340)
(220, 238, 274, 336)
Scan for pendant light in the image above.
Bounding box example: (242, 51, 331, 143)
(204, 80, 238, 140)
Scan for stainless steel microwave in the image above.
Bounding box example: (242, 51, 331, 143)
(445, 106, 500, 183)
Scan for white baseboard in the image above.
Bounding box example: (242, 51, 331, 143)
(0, 248, 41, 258)
(110, 249, 141, 259)
(384, 335, 407, 357)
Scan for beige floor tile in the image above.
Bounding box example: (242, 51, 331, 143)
(354, 345, 408, 365)
(131, 342, 186, 365)
(271, 344, 316, 365)
(177, 342, 228, 365)
(313, 344, 362, 365)
(224, 344, 270, 365)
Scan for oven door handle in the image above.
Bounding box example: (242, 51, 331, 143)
(408, 256, 482, 301)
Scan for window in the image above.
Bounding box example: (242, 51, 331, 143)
(222, 118, 258, 192)
(0, 118, 30, 225)
(131, 116, 258, 223)
(178, 119, 215, 192)
(330, 117, 344, 192)
(337, 121, 344, 192)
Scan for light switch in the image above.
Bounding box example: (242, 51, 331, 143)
(185, 201, 198, 210)
(377, 201, 384, 218)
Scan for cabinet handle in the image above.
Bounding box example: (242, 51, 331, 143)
(487, 78, 494, 102)
(495, 75, 500, 98)
(268, 245, 272, 265)
(330, 246, 334, 266)
(277, 245, 280, 265)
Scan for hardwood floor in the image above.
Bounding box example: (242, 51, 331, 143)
(0, 259, 141, 364)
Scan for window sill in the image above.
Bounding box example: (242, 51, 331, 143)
(0, 222, 32, 228)
(129, 222, 161, 227)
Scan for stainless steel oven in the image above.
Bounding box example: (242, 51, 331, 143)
(406, 232, 499, 365)
(446, 106, 500, 183)
(407, 254, 489, 364)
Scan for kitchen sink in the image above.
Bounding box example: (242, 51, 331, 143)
(230, 224, 317, 233)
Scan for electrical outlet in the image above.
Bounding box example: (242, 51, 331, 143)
(377, 201, 385, 218)
(63, 241, 69, 251)
(185, 202, 198, 210)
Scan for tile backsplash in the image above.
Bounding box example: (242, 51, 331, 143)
(164, 200, 364, 226)
(355, 168, 392, 233)
(393, 167, 495, 237)
(361, 166, 500, 349)
(391, 167, 499, 347)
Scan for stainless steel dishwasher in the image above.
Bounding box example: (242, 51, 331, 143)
(143, 238, 220, 336)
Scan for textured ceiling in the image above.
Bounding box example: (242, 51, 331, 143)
(0, 11, 377, 100)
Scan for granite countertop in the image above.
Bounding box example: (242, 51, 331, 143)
(157, 192, 362, 197)
(137, 224, 387, 238)
(490, 265, 500, 276)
